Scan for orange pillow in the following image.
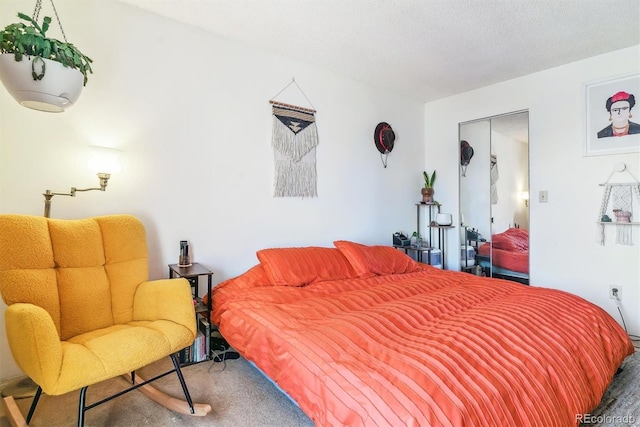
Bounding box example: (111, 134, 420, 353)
(333, 240, 423, 277)
(256, 247, 358, 286)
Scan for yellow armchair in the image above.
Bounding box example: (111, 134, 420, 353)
(0, 214, 211, 426)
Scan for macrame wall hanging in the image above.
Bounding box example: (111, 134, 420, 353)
(269, 78, 318, 198)
(596, 163, 640, 246)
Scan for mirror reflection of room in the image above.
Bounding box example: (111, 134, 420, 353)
(459, 111, 529, 284)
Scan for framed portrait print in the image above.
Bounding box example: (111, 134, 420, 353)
(583, 73, 640, 156)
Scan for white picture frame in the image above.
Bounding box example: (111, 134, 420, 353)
(583, 73, 640, 156)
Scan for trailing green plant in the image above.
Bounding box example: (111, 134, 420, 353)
(423, 170, 436, 188)
(0, 12, 93, 85)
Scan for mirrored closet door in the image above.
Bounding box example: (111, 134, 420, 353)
(459, 111, 530, 284)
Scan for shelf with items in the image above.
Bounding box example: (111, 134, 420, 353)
(461, 225, 488, 275)
(420, 203, 454, 270)
(393, 202, 453, 269)
(168, 262, 214, 365)
(394, 244, 439, 266)
(597, 222, 640, 225)
(596, 163, 640, 244)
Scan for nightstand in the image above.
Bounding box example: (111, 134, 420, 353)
(169, 263, 214, 364)
(169, 263, 214, 315)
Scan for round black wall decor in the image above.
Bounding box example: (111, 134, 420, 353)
(374, 122, 395, 168)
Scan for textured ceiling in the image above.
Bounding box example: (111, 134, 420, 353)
(491, 112, 529, 144)
(117, 0, 640, 103)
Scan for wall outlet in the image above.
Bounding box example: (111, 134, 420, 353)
(609, 285, 621, 300)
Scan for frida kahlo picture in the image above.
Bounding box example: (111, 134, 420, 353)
(584, 73, 640, 156)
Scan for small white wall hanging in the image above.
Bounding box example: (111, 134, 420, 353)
(596, 163, 640, 245)
(269, 78, 318, 198)
(490, 153, 499, 204)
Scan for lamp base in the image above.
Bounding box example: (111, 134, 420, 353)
(0, 376, 38, 399)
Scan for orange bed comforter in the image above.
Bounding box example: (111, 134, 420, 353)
(212, 249, 633, 427)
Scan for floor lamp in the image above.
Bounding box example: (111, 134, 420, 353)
(1, 146, 121, 399)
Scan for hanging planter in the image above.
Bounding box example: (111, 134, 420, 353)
(0, 3, 93, 113)
(0, 54, 83, 112)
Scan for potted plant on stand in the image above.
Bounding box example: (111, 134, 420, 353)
(421, 170, 436, 203)
(0, 10, 93, 112)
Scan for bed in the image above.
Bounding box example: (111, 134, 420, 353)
(207, 241, 633, 426)
(477, 228, 529, 284)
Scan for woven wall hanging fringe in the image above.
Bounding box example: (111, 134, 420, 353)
(270, 103, 318, 197)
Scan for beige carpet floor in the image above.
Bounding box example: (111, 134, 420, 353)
(1, 347, 638, 427)
(0, 356, 313, 427)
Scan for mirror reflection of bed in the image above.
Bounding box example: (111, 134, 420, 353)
(459, 111, 529, 284)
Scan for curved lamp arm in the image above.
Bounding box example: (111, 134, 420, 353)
(43, 173, 111, 218)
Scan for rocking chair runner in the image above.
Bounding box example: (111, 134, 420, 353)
(0, 214, 212, 426)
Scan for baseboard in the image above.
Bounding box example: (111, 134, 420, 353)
(0, 375, 27, 390)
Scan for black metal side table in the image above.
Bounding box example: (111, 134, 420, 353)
(168, 262, 214, 319)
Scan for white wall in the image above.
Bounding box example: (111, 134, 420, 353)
(0, 1, 424, 380)
(426, 45, 640, 339)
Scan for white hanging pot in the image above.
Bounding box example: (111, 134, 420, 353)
(0, 54, 84, 113)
